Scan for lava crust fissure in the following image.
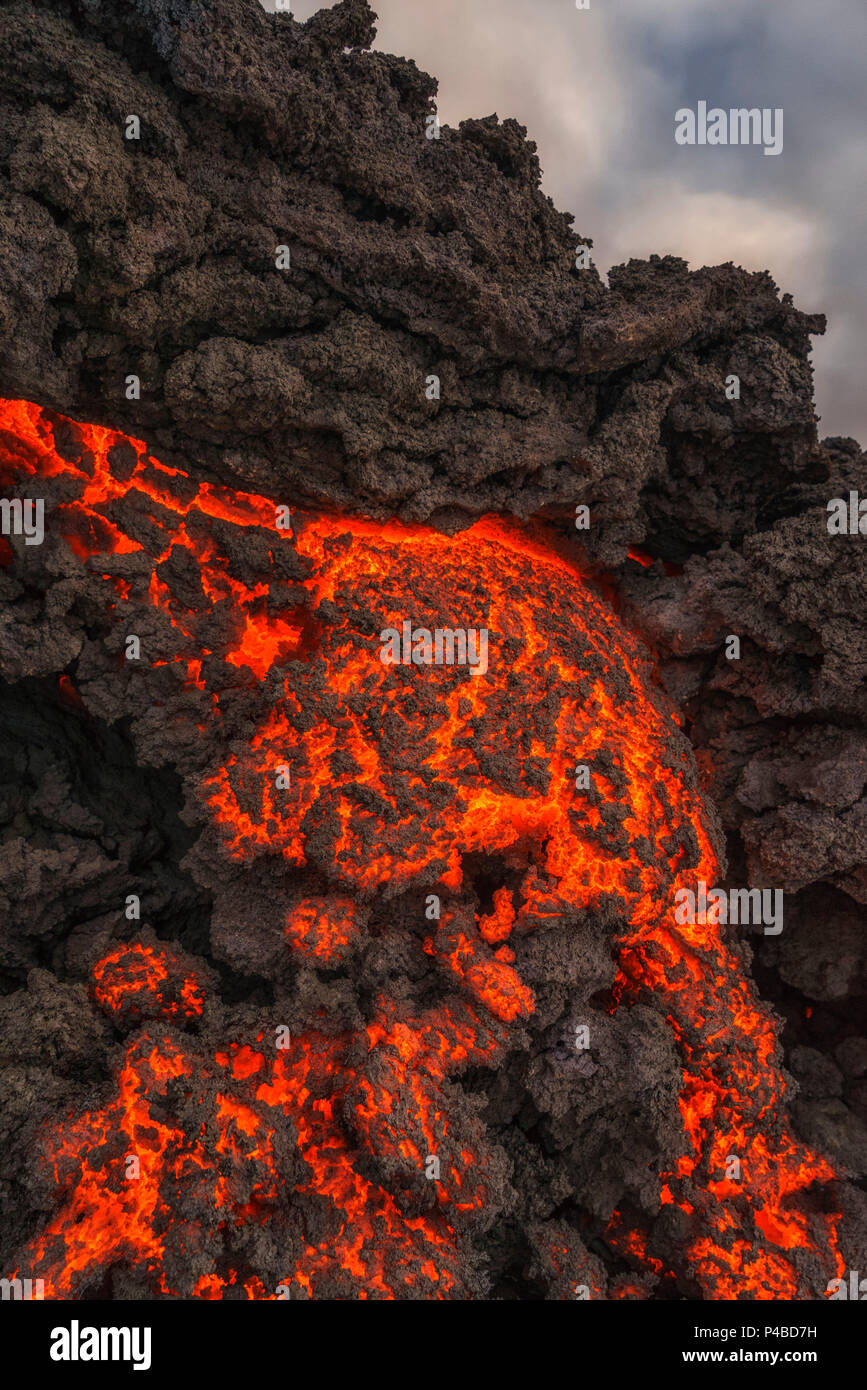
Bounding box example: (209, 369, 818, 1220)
(0, 398, 859, 1301)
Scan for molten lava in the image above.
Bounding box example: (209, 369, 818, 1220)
(1, 398, 842, 1299)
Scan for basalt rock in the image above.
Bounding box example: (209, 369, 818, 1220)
(0, 0, 829, 557)
(0, 0, 865, 1301)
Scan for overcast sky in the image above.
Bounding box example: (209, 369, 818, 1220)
(264, 0, 867, 445)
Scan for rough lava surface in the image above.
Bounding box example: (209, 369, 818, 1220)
(0, 0, 865, 1299)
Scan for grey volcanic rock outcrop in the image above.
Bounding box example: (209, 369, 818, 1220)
(0, 0, 829, 563)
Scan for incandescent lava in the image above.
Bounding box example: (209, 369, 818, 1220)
(0, 398, 844, 1300)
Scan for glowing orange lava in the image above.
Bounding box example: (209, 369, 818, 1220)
(1, 398, 842, 1300)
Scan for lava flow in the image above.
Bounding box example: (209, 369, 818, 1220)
(0, 398, 843, 1299)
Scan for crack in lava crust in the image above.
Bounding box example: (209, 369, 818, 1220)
(1, 399, 843, 1299)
